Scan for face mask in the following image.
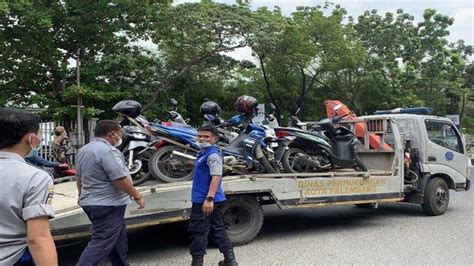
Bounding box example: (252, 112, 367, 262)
(113, 134, 123, 147)
(199, 142, 213, 149)
(27, 134, 41, 157)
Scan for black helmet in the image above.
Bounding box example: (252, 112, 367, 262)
(234, 95, 258, 114)
(200, 101, 222, 117)
(112, 100, 142, 118)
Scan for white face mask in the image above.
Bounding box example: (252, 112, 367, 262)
(197, 135, 216, 149)
(199, 142, 213, 149)
(114, 136, 123, 147)
(111, 132, 122, 147)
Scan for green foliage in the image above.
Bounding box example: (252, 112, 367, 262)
(1, 1, 472, 132)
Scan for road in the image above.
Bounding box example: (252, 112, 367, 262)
(58, 189, 473, 265)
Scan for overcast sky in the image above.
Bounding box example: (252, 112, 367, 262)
(174, 0, 473, 62)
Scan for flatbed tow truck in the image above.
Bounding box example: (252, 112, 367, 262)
(51, 115, 471, 246)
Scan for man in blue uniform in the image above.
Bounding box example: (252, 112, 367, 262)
(189, 125, 238, 266)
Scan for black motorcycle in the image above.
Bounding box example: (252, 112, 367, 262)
(113, 100, 156, 185)
(275, 115, 367, 173)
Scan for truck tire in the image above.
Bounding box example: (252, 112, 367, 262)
(422, 177, 449, 216)
(149, 145, 195, 183)
(223, 196, 264, 246)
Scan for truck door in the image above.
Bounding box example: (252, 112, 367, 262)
(424, 119, 469, 184)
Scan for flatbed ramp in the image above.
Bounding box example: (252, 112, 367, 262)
(51, 169, 402, 243)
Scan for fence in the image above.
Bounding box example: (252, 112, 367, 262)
(38, 118, 98, 165)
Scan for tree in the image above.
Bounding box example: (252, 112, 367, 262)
(0, 1, 168, 118)
(142, 1, 255, 111)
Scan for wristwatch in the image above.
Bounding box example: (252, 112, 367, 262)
(206, 196, 214, 202)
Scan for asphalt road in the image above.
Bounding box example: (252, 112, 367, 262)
(58, 189, 473, 265)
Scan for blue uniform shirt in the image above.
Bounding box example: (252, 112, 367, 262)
(191, 146, 225, 203)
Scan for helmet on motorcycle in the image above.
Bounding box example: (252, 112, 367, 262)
(112, 100, 142, 118)
(200, 101, 222, 117)
(234, 95, 258, 114)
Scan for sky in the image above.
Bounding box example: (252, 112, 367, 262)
(174, 0, 474, 62)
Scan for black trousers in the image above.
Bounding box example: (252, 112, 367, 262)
(188, 201, 233, 256)
(77, 205, 128, 266)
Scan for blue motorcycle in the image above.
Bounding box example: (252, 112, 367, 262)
(147, 122, 200, 183)
(171, 113, 280, 176)
(217, 114, 279, 175)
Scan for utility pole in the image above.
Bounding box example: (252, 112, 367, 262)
(76, 48, 84, 147)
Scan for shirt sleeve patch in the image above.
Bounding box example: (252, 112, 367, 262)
(45, 187, 54, 205)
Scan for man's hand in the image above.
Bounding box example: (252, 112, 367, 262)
(58, 163, 69, 169)
(202, 200, 214, 216)
(134, 195, 145, 209)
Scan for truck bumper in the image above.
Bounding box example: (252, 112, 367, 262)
(455, 180, 470, 191)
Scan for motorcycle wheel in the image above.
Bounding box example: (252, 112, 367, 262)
(149, 145, 196, 183)
(123, 150, 151, 186)
(282, 147, 313, 173)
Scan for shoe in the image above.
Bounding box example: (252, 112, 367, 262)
(218, 249, 238, 266)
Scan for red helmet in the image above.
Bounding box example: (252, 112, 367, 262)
(234, 95, 258, 114)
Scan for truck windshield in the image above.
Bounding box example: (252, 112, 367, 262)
(425, 120, 464, 153)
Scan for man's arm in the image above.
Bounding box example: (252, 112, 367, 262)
(202, 175, 221, 216)
(113, 177, 145, 209)
(22, 172, 57, 265)
(202, 153, 223, 215)
(26, 153, 59, 168)
(26, 217, 57, 266)
(101, 150, 145, 208)
(207, 175, 221, 198)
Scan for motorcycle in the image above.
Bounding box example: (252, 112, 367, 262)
(274, 106, 367, 173)
(146, 112, 245, 183)
(172, 111, 281, 176)
(155, 98, 191, 127)
(147, 121, 199, 183)
(112, 100, 159, 186)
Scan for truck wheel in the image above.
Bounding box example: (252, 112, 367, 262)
(422, 177, 449, 216)
(223, 196, 264, 246)
(149, 145, 195, 183)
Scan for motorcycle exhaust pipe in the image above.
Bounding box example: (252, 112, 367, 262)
(171, 151, 197, 161)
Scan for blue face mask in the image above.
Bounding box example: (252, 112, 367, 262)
(26, 134, 41, 158)
(26, 147, 40, 158)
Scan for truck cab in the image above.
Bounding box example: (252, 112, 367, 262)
(372, 114, 471, 211)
